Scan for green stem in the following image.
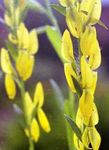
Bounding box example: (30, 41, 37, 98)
(44, 0, 61, 36)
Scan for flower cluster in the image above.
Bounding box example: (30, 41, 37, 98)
(60, 0, 102, 149)
(1, 0, 51, 143)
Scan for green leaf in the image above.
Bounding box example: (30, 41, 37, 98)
(46, 25, 63, 62)
(50, 79, 64, 111)
(71, 76, 82, 97)
(98, 20, 108, 30)
(51, 4, 66, 16)
(64, 99, 76, 150)
(64, 114, 82, 141)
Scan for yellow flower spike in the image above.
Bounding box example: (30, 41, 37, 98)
(89, 47, 101, 70)
(17, 23, 29, 49)
(1, 48, 13, 74)
(80, 26, 100, 56)
(5, 74, 16, 100)
(88, 127, 101, 150)
(61, 29, 74, 62)
(89, 103, 99, 126)
(90, 0, 102, 25)
(28, 30, 39, 55)
(81, 56, 93, 88)
(16, 50, 34, 81)
(37, 108, 51, 133)
(64, 63, 77, 93)
(25, 118, 40, 142)
(33, 82, 44, 107)
(79, 90, 94, 125)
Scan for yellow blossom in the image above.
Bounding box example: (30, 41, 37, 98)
(61, 29, 74, 62)
(1, 48, 13, 74)
(5, 74, 16, 100)
(80, 56, 93, 88)
(33, 82, 44, 107)
(64, 63, 77, 93)
(37, 108, 51, 133)
(25, 118, 40, 142)
(80, 26, 100, 56)
(79, 90, 94, 125)
(16, 50, 34, 81)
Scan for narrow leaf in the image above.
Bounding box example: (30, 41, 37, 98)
(50, 79, 64, 111)
(64, 114, 82, 141)
(51, 4, 66, 16)
(98, 20, 108, 30)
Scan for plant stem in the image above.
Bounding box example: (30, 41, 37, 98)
(44, 0, 61, 36)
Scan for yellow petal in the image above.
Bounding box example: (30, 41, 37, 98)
(79, 90, 94, 125)
(82, 127, 90, 149)
(59, 0, 67, 6)
(61, 29, 74, 62)
(64, 63, 77, 93)
(31, 119, 40, 142)
(25, 118, 40, 142)
(24, 92, 33, 123)
(17, 23, 29, 49)
(5, 74, 16, 100)
(88, 127, 101, 150)
(90, 0, 102, 24)
(4, 14, 12, 27)
(1, 48, 13, 74)
(80, 26, 100, 56)
(91, 72, 97, 94)
(89, 103, 99, 126)
(28, 30, 39, 55)
(37, 108, 51, 133)
(66, 8, 79, 38)
(81, 56, 93, 88)
(33, 82, 44, 107)
(74, 134, 84, 150)
(16, 51, 34, 81)
(89, 47, 101, 70)
(76, 109, 84, 131)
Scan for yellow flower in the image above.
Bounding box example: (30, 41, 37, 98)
(64, 63, 77, 93)
(80, 26, 100, 56)
(25, 118, 40, 142)
(80, 56, 93, 88)
(89, 47, 101, 70)
(1, 48, 13, 74)
(15, 23, 39, 54)
(79, 89, 94, 125)
(61, 29, 74, 62)
(66, 7, 82, 38)
(5, 74, 16, 100)
(24, 82, 51, 142)
(16, 50, 34, 81)
(37, 108, 51, 133)
(33, 82, 44, 107)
